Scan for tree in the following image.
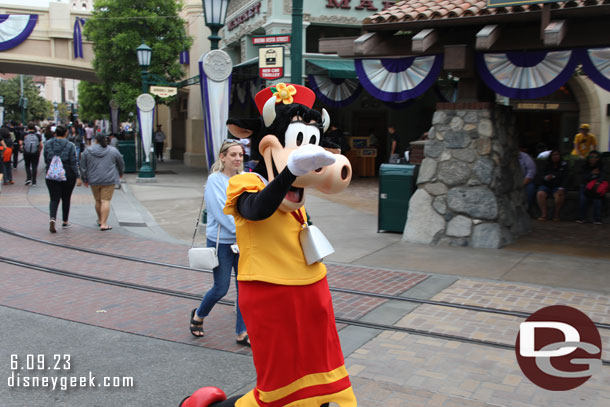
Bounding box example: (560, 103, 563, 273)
(0, 76, 52, 123)
(78, 82, 109, 123)
(82, 0, 192, 118)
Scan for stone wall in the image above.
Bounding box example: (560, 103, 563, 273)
(403, 103, 531, 249)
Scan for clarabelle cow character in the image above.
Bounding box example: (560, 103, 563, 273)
(181, 83, 356, 407)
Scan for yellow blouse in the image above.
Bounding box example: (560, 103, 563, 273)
(224, 173, 326, 286)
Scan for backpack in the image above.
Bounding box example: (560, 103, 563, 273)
(45, 143, 68, 182)
(585, 179, 609, 198)
(1, 146, 12, 162)
(23, 133, 39, 154)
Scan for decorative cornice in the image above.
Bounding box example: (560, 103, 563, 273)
(309, 15, 361, 25)
(226, 0, 254, 17)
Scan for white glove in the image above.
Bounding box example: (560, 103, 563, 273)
(287, 144, 336, 177)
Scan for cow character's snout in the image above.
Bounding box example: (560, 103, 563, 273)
(259, 134, 352, 194)
(294, 153, 351, 194)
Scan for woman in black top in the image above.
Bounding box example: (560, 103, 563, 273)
(43, 125, 82, 233)
(536, 149, 567, 221)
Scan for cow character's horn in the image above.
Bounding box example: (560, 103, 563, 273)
(322, 108, 330, 134)
(263, 95, 277, 127)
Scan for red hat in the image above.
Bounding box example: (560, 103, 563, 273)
(254, 83, 315, 114)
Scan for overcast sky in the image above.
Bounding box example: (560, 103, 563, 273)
(1, 0, 56, 7)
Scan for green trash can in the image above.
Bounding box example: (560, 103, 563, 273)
(378, 164, 416, 233)
(118, 140, 137, 173)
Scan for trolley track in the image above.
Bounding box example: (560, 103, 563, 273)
(1, 255, 609, 367)
(2, 225, 610, 331)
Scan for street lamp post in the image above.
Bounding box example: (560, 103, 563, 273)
(201, 0, 230, 50)
(136, 43, 152, 93)
(136, 43, 155, 179)
(0, 96, 4, 126)
(20, 96, 28, 125)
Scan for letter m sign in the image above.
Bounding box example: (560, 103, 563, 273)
(326, 0, 351, 9)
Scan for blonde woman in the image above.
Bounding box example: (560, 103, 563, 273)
(190, 140, 249, 345)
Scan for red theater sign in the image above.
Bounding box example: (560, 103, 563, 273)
(252, 35, 291, 45)
(227, 1, 261, 31)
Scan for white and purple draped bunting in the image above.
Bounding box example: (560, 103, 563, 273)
(577, 47, 610, 93)
(476, 50, 579, 99)
(307, 75, 362, 108)
(230, 78, 263, 109)
(0, 14, 38, 51)
(234, 81, 248, 106)
(73, 17, 86, 59)
(354, 55, 443, 103)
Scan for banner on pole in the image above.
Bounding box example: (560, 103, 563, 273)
(136, 93, 155, 163)
(199, 50, 233, 169)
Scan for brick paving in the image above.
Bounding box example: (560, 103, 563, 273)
(346, 331, 610, 407)
(0, 205, 426, 355)
(395, 304, 610, 361)
(431, 279, 610, 325)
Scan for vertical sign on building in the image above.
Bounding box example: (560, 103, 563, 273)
(259, 46, 284, 80)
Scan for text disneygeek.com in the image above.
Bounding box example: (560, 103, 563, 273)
(8, 354, 134, 391)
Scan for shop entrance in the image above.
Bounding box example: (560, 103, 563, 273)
(511, 85, 579, 156)
(352, 110, 388, 175)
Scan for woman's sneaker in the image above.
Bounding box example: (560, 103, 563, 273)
(25, 180, 31, 185)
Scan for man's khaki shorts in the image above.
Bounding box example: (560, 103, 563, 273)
(91, 185, 115, 201)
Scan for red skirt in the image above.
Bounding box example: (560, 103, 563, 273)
(236, 277, 357, 407)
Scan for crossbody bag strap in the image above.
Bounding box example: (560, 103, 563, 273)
(215, 226, 220, 252)
(191, 190, 206, 248)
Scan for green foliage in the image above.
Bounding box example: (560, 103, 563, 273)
(78, 82, 109, 122)
(0, 76, 52, 123)
(82, 0, 192, 117)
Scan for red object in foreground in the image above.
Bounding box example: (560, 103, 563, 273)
(180, 386, 226, 407)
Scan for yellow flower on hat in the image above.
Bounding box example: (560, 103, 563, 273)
(271, 83, 297, 105)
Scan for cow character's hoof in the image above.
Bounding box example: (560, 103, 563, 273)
(179, 386, 226, 407)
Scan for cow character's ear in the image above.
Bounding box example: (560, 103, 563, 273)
(227, 118, 261, 139)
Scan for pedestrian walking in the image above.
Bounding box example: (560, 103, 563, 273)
(9, 122, 23, 170)
(154, 125, 166, 162)
(189, 140, 249, 346)
(0, 127, 14, 185)
(85, 123, 94, 146)
(43, 125, 82, 233)
(80, 133, 124, 231)
(68, 124, 84, 159)
(22, 122, 44, 186)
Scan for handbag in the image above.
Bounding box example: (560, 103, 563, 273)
(188, 227, 220, 270)
(188, 191, 220, 270)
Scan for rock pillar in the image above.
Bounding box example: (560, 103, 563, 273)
(403, 102, 531, 248)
